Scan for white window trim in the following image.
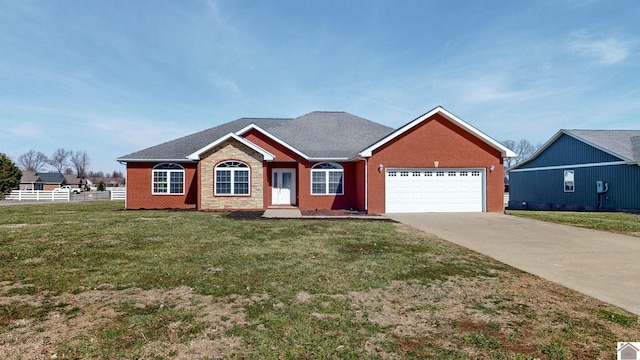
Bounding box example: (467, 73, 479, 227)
(564, 170, 575, 193)
(152, 163, 185, 195)
(215, 161, 251, 196)
(311, 162, 344, 195)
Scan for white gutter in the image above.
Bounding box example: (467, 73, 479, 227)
(509, 161, 628, 172)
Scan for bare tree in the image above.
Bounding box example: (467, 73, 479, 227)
(503, 140, 516, 168)
(70, 150, 90, 177)
(48, 148, 70, 173)
(503, 139, 539, 168)
(17, 150, 49, 173)
(112, 170, 124, 178)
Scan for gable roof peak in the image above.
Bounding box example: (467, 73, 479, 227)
(359, 106, 515, 158)
(509, 128, 640, 170)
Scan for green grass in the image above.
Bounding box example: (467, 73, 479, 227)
(1, 202, 639, 359)
(508, 210, 640, 236)
(0, 202, 489, 297)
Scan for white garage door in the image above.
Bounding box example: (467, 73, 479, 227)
(385, 168, 484, 213)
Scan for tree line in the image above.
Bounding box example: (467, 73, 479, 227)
(15, 149, 123, 178)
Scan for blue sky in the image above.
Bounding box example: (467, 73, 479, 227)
(1, 0, 638, 173)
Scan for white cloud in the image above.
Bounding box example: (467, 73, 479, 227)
(444, 73, 564, 107)
(207, 72, 241, 95)
(7, 121, 49, 140)
(568, 32, 633, 66)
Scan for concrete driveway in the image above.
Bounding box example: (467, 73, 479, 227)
(386, 212, 640, 315)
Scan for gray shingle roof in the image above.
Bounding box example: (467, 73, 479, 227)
(37, 172, 66, 184)
(117, 112, 394, 161)
(565, 129, 640, 162)
(20, 170, 39, 183)
(267, 112, 394, 158)
(117, 117, 289, 161)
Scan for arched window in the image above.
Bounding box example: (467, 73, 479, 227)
(152, 163, 184, 194)
(215, 161, 250, 195)
(311, 162, 343, 195)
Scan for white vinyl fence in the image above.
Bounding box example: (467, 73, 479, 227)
(108, 188, 126, 200)
(3, 189, 127, 202)
(3, 190, 70, 202)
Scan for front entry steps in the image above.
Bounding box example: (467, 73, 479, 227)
(262, 206, 302, 218)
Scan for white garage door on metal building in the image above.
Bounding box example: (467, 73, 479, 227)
(385, 168, 484, 213)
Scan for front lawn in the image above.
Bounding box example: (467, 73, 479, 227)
(509, 210, 640, 237)
(1, 202, 638, 359)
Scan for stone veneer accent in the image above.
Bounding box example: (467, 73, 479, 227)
(199, 139, 264, 210)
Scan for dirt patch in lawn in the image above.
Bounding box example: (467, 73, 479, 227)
(0, 223, 28, 229)
(2, 269, 637, 359)
(0, 286, 269, 359)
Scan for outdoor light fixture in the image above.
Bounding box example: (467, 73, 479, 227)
(490, 165, 495, 172)
(378, 164, 383, 173)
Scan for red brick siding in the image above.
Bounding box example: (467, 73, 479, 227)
(125, 162, 197, 209)
(243, 130, 299, 162)
(354, 160, 367, 211)
(295, 161, 360, 212)
(367, 114, 504, 214)
(243, 131, 362, 211)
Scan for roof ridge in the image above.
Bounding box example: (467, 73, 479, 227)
(307, 111, 347, 113)
(237, 116, 292, 121)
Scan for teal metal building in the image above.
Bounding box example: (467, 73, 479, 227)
(508, 130, 640, 212)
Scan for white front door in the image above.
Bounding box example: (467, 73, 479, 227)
(272, 169, 296, 205)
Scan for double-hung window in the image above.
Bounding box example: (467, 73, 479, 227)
(311, 163, 344, 195)
(215, 161, 250, 195)
(152, 163, 184, 194)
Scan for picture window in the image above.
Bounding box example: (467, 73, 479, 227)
(152, 163, 184, 194)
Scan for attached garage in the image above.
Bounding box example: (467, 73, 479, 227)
(385, 168, 485, 213)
